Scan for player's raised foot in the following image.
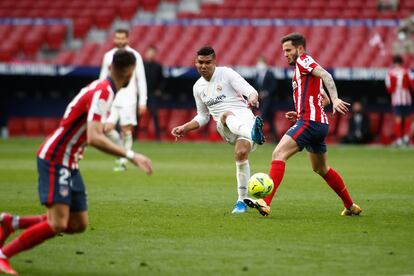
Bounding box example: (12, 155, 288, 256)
(231, 201, 247, 214)
(251, 116, 265, 145)
(243, 198, 270, 216)
(0, 213, 14, 247)
(0, 259, 17, 275)
(341, 203, 362, 216)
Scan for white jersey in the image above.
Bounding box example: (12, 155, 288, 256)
(99, 46, 147, 107)
(192, 66, 257, 126)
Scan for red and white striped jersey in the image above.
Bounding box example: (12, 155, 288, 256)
(36, 78, 115, 168)
(385, 66, 414, 106)
(292, 54, 328, 124)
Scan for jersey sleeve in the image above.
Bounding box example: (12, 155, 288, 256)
(226, 67, 257, 98)
(87, 87, 112, 123)
(192, 86, 210, 127)
(134, 52, 148, 107)
(99, 52, 111, 80)
(297, 55, 319, 75)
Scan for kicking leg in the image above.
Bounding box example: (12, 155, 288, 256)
(232, 139, 251, 214)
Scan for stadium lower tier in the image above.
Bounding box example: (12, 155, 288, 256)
(6, 110, 404, 145)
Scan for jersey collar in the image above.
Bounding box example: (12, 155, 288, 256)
(106, 77, 117, 93)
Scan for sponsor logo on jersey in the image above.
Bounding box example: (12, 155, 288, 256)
(206, 94, 226, 106)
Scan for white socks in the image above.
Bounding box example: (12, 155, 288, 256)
(226, 115, 251, 138)
(236, 160, 250, 201)
(120, 132, 133, 164)
(106, 129, 123, 147)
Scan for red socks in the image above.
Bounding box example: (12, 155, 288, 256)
(2, 221, 55, 259)
(264, 160, 286, 206)
(17, 215, 47, 229)
(323, 168, 353, 209)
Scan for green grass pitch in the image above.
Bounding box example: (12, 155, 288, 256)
(0, 138, 413, 275)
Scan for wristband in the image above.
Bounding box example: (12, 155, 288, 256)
(126, 150, 135, 160)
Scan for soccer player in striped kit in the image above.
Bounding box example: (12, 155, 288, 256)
(0, 50, 153, 275)
(385, 55, 414, 147)
(245, 33, 362, 217)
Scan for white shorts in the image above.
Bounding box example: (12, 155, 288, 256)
(216, 109, 257, 151)
(106, 104, 137, 126)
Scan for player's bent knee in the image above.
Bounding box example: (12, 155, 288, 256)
(49, 221, 68, 233)
(235, 148, 249, 160)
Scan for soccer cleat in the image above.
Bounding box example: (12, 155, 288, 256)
(243, 198, 270, 216)
(231, 201, 247, 214)
(113, 164, 127, 172)
(0, 213, 14, 248)
(0, 259, 18, 275)
(341, 203, 362, 216)
(251, 116, 265, 145)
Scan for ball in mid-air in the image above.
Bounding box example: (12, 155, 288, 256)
(248, 173, 274, 199)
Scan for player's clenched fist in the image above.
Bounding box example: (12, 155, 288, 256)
(171, 125, 186, 138)
(285, 111, 298, 122)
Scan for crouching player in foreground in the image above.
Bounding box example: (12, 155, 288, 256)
(171, 46, 265, 214)
(0, 50, 153, 275)
(245, 33, 362, 217)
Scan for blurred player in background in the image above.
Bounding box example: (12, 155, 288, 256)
(385, 55, 414, 147)
(0, 50, 153, 275)
(100, 29, 148, 171)
(143, 45, 165, 141)
(244, 33, 362, 217)
(171, 46, 265, 214)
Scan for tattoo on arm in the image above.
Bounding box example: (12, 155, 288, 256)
(313, 66, 338, 100)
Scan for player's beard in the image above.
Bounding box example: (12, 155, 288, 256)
(289, 52, 298, 66)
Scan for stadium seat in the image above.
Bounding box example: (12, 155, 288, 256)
(380, 113, 395, 144)
(7, 118, 25, 136)
(42, 118, 60, 136)
(274, 111, 294, 141)
(47, 25, 67, 50)
(24, 117, 43, 136)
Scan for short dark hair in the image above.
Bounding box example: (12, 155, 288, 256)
(392, 55, 403, 65)
(281, 32, 306, 49)
(112, 49, 136, 71)
(197, 46, 216, 58)
(115, 28, 129, 37)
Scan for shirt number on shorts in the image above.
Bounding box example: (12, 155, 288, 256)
(59, 168, 70, 186)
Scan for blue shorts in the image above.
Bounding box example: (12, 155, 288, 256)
(286, 120, 329, 154)
(393, 105, 412, 117)
(37, 158, 87, 212)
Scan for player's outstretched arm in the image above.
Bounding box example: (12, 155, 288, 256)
(312, 66, 350, 115)
(87, 121, 153, 174)
(171, 120, 200, 140)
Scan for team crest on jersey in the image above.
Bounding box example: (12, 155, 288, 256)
(292, 81, 298, 91)
(216, 84, 222, 92)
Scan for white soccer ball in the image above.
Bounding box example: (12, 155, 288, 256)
(248, 173, 274, 199)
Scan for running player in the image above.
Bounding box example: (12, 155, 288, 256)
(171, 46, 265, 214)
(100, 29, 148, 171)
(0, 50, 153, 275)
(244, 33, 362, 217)
(385, 55, 414, 147)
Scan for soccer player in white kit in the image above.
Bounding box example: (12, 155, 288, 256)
(100, 29, 148, 171)
(171, 46, 265, 213)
